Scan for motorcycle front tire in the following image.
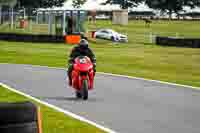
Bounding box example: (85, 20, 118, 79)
(76, 91, 82, 98)
(82, 80, 88, 100)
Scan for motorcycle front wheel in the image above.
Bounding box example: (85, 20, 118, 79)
(76, 92, 82, 98)
(82, 79, 88, 100)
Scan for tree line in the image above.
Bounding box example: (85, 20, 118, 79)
(0, 0, 85, 9)
(0, 0, 200, 18)
(106, 0, 200, 18)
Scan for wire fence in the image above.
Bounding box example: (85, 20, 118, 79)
(0, 7, 196, 44)
(0, 7, 88, 36)
(0, 7, 47, 34)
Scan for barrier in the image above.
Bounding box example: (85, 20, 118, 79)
(65, 34, 81, 44)
(0, 102, 42, 133)
(0, 33, 64, 43)
(156, 36, 200, 48)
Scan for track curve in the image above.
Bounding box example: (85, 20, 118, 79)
(0, 64, 200, 133)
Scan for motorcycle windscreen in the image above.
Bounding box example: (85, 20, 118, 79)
(74, 56, 93, 72)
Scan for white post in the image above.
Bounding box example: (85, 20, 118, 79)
(176, 33, 179, 38)
(48, 11, 53, 35)
(149, 32, 153, 43)
(48, 12, 51, 34)
(23, 8, 26, 19)
(152, 34, 156, 44)
(0, 6, 2, 25)
(36, 12, 39, 24)
(63, 11, 66, 36)
(29, 18, 32, 32)
(11, 7, 14, 29)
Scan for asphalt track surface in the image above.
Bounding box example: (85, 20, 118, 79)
(0, 64, 200, 133)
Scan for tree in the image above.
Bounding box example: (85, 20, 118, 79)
(72, 0, 86, 8)
(0, 0, 17, 7)
(145, 0, 200, 19)
(103, 0, 143, 9)
(17, 0, 65, 8)
(16, 0, 66, 17)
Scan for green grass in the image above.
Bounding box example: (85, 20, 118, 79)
(0, 20, 199, 133)
(0, 23, 50, 35)
(0, 20, 200, 88)
(2, 20, 200, 38)
(0, 85, 105, 133)
(0, 40, 200, 87)
(87, 20, 200, 38)
(1, 20, 199, 133)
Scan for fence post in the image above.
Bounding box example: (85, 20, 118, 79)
(63, 11, 66, 36)
(11, 7, 14, 29)
(149, 32, 152, 43)
(152, 33, 156, 44)
(29, 17, 32, 32)
(149, 32, 156, 44)
(23, 8, 26, 19)
(36, 12, 39, 24)
(48, 11, 52, 35)
(0, 6, 1, 25)
(176, 32, 179, 38)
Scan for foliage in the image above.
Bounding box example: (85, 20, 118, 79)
(17, 0, 65, 8)
(102, 0, 143, 9)
(145, 0, 200, 18)
(72, 0, 87, 8)
(0, 0, 17, 7)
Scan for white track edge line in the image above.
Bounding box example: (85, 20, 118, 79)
(0, 63, 199, 90)
(0, 82, 117, 133)
(98, 72, 200, 90)
(1, 63, 199, 90)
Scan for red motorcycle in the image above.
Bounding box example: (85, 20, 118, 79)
(71, 56, 95, 100)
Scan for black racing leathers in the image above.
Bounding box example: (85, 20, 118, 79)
(68, 46, 96, 85)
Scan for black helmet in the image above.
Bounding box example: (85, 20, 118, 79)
(79, 39, 88, 48)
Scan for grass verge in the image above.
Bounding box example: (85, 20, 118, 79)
(0, 40, 200, 87)
(0, 20, 200, 87)
(0, 85, 105, 133)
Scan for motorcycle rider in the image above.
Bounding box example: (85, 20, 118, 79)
(68, 39, 96, 86)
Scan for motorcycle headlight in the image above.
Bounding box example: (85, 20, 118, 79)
(80, 58, 87, 64)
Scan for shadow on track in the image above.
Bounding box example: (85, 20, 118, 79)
(34, 96, 100, 102)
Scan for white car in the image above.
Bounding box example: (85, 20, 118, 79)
(96, 15, 110, 20)
(94, 29, 128, 42)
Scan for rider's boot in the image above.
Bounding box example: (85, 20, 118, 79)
(68, 76, 72, 86)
